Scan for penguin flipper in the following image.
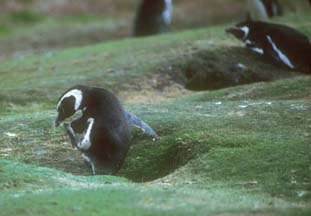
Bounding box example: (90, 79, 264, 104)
(125, 111, 158, 140)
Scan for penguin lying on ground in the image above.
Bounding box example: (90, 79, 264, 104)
(55, 85, 158, 175)
(247, 0, 283, 21)
(226, 21, 311, 73)
(134, 0, 173, 36)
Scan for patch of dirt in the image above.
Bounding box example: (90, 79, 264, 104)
(117, 67, 192, 104)
(38, 145, 91, 176)
(0, 131, 92, 176)
(5, 131, 93, 176)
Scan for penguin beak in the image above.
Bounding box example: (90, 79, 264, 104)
(226, 27, 244, 40)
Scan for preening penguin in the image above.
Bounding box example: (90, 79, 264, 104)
(246, 0, 283, 21)
(134, 0, 173, 36)
(226, 21, 311, 73)
(55, 85, 158, 175)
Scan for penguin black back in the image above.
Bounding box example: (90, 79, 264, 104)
(84, 88, 131, 174)
(82, 86, 131, 148)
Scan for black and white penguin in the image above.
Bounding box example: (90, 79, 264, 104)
(247, 0, 283, 21)
(55, 85, 158, 175)
(226, 21, 311, 73)
(134, 0, 173, 37)
(261, 0, 283, 17)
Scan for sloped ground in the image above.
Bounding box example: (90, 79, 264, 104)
(0, 11, 311, 216)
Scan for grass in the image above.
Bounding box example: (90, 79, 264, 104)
(0, 160, 310, 216)
(0, 10, 310, 216)
(0, 10, 44, 30)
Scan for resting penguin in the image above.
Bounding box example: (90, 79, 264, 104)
(246, 0, 283, 21)
(226, 21, 311, 73)
(134, 0, 173, 37)
(55, 85, 158, 175)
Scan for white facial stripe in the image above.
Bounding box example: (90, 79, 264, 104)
(162, 0, 173, 25)
(266, 35, 294, 69)
(240, 26, 250, 40)
(78, 118, 94, 150)
(251, 47, 264, 55)
(57, 89, 83, 111)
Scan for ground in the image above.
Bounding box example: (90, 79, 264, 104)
(0, 2, 311, 216)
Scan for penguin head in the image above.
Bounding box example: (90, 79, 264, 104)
(55, 88, 84, 127)
(226, 21, 252, 41)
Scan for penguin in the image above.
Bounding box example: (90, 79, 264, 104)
(226, 21, 311, 73)
(134, 0, 173, 37)
(261, 0, 283, 17)
(55, 85, 158, 175)
(246, 0, 283, 21)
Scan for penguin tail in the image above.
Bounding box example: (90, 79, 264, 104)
(125, 111, 158, 141)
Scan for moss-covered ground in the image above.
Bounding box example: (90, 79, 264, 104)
(0, 10, 310, 216)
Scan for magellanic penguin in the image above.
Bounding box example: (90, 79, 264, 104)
(247, 0, 283, 21)
(134, 0, 173, 36)
(226, 21, 311, 73)
(55, 85, 158, 175)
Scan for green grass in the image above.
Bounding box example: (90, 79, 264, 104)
(0, 10, 45, 36)
(0, 162, 307, 216)
(0, 160, 127, 192)
(0, 11, 310, 216)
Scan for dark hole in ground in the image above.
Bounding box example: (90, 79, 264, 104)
(174, 47, 299, 91)
(123, 46, 300, 94)
(118, 129, 209, 182)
